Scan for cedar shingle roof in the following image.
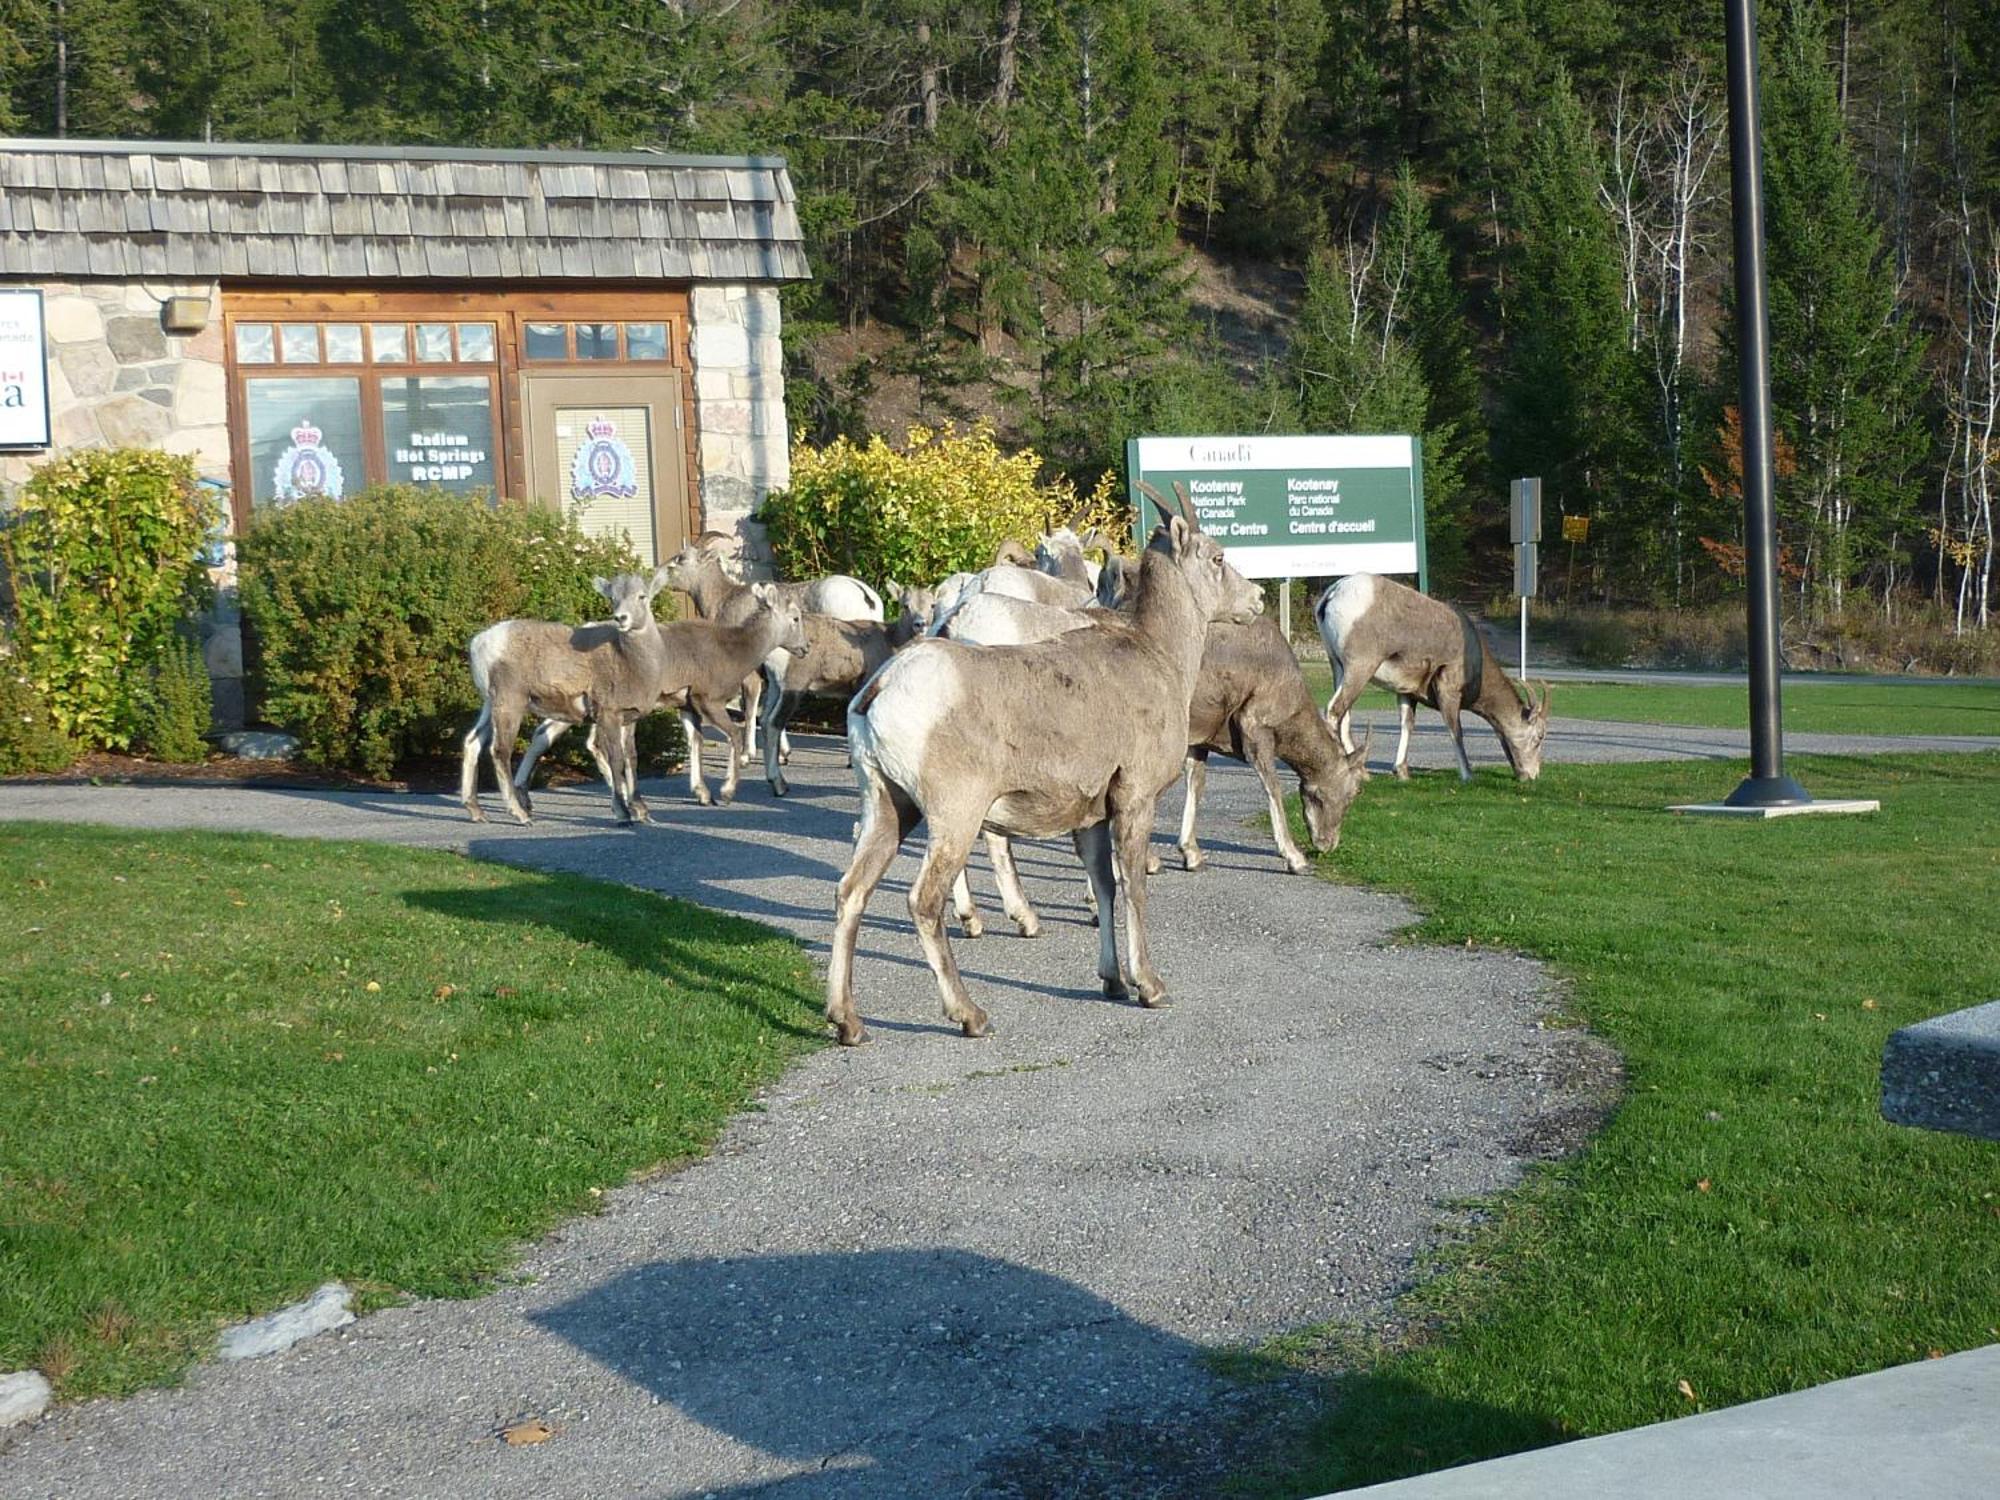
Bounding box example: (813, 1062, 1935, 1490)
(0, 139, 810, 283)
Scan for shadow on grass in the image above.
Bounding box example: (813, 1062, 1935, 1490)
(402, 882, 823, 1040)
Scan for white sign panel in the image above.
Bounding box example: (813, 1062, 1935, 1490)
(0, 289, 53, 450)
(1127, 433, 1426, 581)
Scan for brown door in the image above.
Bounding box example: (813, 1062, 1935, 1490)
(521, 370, 691, 567)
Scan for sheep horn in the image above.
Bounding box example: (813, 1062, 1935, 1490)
(1172, 480, 1200, 531)
(1135, 480, 1179, 528)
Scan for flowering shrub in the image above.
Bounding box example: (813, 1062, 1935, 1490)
(238, 487, 652, 777)
(0, 448, 212, 747)
(760, 423, 1128, 590)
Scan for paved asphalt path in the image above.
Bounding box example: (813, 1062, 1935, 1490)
(0, 715, 1989, 1498)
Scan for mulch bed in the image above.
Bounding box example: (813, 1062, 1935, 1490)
(0, 751, 595, 795)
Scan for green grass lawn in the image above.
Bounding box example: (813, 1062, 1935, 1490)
(1246, 752, 2000, 1494)
(1297, 662, 2000, 738)
(0, 823, 823, 1399)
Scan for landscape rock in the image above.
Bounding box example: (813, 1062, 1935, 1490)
(0, 1371, 53, 1428)
(218, 1283, 354, 1361)
(215, 729, 300, 761)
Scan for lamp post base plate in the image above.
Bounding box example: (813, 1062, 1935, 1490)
(1668, 798, 1880, 820)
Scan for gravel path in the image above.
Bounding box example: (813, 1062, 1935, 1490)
(1, 715, 1983, 1498)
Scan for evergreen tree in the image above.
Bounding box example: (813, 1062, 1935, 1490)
(4, 0, 145, 136)
(136, 0, 336, 141)
(1496, 67, 1644, 585)
(1760, 0, 1927, 612)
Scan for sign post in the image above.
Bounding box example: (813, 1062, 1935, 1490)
(1126, 434, 1427, 591)
(1511, 477, 1541, 676)
(0, 289, 53, 451)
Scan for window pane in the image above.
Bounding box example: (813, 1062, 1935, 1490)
(416, 323, 454, 362)
(323, 324, 364, 363)
(234, 324, 275, 363)
(279, 324, 319, 363)
(624, 322, 668, 360)
(575, 322, 618, 359)
(244, 378, 364, 507)
(381, 376, 496, 495)
(369, 324, 408, 362)
(455, 323, 496, 362)
(524, 322, 567, 359)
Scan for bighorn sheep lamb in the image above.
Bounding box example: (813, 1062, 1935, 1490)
(1316, 573, 1550, 781)
(825, 485, 1262, 1045)
(661, 531, 884, 757)
(460, 569, 671, 826)
(757, 582, 936, 796)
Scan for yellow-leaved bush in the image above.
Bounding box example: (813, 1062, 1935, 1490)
(759, 423, 1129, 593)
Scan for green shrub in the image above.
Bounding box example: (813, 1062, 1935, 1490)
(0, 449, 212, 748)
(134, 633, 213, 764)
(759, 422, 1128, 590)
(0, 635, 79, 775)
(238, 487, 660, 779)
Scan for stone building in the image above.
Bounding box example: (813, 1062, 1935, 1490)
(0, 137, 809, 724)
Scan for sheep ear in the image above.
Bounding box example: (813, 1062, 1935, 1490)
(1167, 514, 1192, 557)
(648, 566, 672, 597)
(751, 581, 775, 605)
(592, 575, 614, 601)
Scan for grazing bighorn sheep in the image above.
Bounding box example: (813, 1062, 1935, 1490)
(460, 569, 671, 826)
(825, 484, 1261, 1045)
(757, 582, 936, 796)
(1316, 573, 1550, 781)
(661, 531, 884, 757)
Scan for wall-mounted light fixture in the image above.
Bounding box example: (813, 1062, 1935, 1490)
(161, 295, 211, 334)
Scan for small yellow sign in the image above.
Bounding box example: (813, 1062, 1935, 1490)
(1562, 513, 1590, 543)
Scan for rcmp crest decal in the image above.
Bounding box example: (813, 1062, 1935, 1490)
(272, 422, 344, 503)
(571, 417, 638, 501)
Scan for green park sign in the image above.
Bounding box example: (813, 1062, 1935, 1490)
(1126, 434, 1426, 585)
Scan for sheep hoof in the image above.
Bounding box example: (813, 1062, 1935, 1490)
(517, 791, 533, 815)
(1179, 850, 1203, 873)
(770, 778, 789, 798)
(834, 1020, 870, 1047)
(1393, 765, 1413, 782)
(960, 916, 985, 939)
(693, 787, 712, 806)
(1102, 976, 1129, 1000)
(959, 1012, 992, 1039)
(1285, 858, 1311, 876)
(1013, 918, 1041, 939)
(465, 804, 486, 823)
(718, 786, 737, 806)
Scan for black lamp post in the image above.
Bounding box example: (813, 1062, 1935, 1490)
(1722, 0, 1812, 807)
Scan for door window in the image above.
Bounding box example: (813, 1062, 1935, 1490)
(244, 377, 365, 506)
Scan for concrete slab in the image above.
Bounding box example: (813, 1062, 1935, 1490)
(1667, 798, 1881, 818)
(1336, 1344, 2000, 1499)
(1882, 1000, 2000, 1141)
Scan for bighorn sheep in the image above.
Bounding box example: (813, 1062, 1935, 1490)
(661, 531, 884, 757)
(1316, 573, 1550, 781)
(460, 569, 671, 826)
(510, 583, 810, 807)
(940, 599, 1366, 943)
(757, 582, 936, 796)
(825, 485, 1262, 1045)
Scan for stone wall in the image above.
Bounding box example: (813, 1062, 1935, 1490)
(689, 283, 790, 573)
(0, 279, 230, 497)
(0, 278, 243, 727)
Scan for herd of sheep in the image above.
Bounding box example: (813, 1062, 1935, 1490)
(459, 484, 1552, 1043)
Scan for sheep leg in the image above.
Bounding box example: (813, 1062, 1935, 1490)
(596, 716, 638, 824)
(740, 671, 763, 757)
(691, 692, 745, 804)
(460, 703, 492, 821)
(1243, 725, 1309, 874)
(951, 869, 985, 939)
(761, 673, 793, 797)
(1112, 800, 1168, 1007)
(826, 768, 916, 1047)
(487, 703, 533, 825)
(1076, 823, 1127, 998)
(1326, 656, 1371, 753)
(985, 832, 1041, 938)
(1176, 749, 1209, 871)
(1393, 695, 1418, 780)
(681, 709, 711, 805)
(908, 818, 992, 1039)
(618, 718, 652, 822)
(513, 719, 572, 808)
(1437, 689, 1475, 781)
